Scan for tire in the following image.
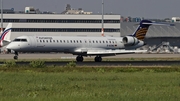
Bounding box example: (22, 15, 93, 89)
(14, 56, 18, 60)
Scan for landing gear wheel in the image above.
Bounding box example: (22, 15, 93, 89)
(76, 56, 84, 62)
(94, 56, 102, 62)
(14, 55, 18, 60)
(13, 51, 18, 60)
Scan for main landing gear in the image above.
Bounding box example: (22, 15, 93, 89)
(76, 55, 102, 62)
(76, 55, 84, 62)
(94, 56, 102, 62)
(14, 51, 18, 60)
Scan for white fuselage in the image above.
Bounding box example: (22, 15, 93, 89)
(7, 35, 144, 55)
(8, 36, 124, 51)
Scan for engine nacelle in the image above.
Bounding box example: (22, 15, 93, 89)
(122, 36, 139, 46)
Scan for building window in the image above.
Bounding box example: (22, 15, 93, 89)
(12, 28, 120, 32)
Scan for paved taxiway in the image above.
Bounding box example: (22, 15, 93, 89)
(0, 53, 180, 59)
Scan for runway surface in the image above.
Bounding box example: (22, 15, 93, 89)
(1, 53, 180, 59)
(1, 53, 180, 66)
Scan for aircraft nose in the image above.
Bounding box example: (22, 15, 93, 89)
(6, 43, 17, 50)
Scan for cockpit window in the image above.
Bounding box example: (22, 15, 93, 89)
(13, 38, 27, 42)
(21, 39, 27, 42)
(13, 39, 21, 41)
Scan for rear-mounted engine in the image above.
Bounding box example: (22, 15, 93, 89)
(122, 36, 139, 46)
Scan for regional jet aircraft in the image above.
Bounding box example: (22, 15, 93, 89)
(0, 23, 12, 47)
(6, 20, 173, 62)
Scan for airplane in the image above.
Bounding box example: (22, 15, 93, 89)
(6, 20, 174, 62)
(0, 23, 12, 47)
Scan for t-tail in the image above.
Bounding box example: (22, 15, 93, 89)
(131, 20, 152, 41)
(123, 20, 174, 49)
(0, 23, 12, 47)
(131, 20, 174, 41)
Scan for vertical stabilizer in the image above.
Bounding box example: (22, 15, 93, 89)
(0, 23, 12, 42)
(131, 20, 152, 41)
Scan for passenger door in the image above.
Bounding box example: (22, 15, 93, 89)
(28, 36, 37, 50)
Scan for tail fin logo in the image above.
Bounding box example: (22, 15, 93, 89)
(134, 27, 148, 40)
(131, 20, 152, 41)
(0, 28, 11, 40)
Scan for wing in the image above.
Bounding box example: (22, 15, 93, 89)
(73, 48, 147, 56)
(86, 49, 147, 56)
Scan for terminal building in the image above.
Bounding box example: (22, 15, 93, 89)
(0, 6, 121, 40)
(2, 14, 121, 39)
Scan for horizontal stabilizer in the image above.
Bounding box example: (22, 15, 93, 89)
(142, 22, 175, 26)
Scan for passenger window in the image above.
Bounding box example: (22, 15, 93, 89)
(40, 40, 42, 42)
(53, 40, 55, 42)
(46, 40, 48, 43)
(57, 40, 59, 42)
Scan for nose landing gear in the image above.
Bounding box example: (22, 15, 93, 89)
(14, 51, 18, 60)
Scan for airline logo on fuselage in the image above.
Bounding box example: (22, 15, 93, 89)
(38, 37, 53, 39)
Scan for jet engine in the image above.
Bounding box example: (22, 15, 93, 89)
(122, 36, 139, 46)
